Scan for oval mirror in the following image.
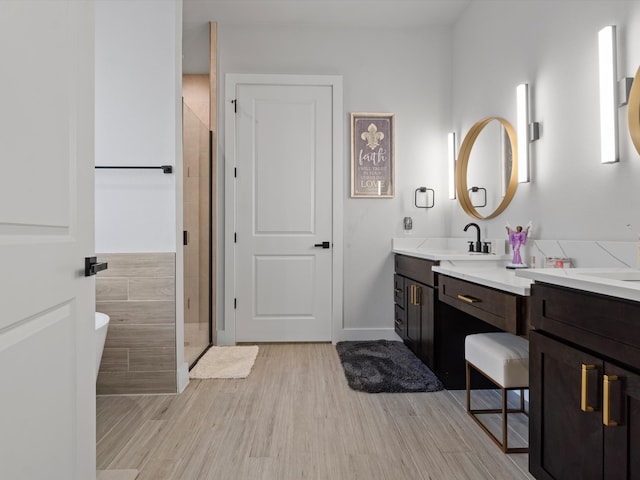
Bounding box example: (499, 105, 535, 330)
(456, 117, 518, 219)
(629, 66, 640, 156)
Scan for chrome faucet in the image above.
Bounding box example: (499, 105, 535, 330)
(464, 222, 481, 253)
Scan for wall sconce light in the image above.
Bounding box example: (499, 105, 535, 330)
(447, 132, 456, 199)
(414, 187, 435, 208)
(629, 66, 640, 155)
(619, 77, 634, 106)
(599, 25, 619, 164)
(516, 83, 539, 182)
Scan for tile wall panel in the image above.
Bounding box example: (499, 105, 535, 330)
(128, 278, 175, 301)
(96, 253, 176, 394)
(100, 349, 129, 372)
(96, 371, 176, 395)
(129, 348, 176, 372)
(95, 300, 175, 324)
(96, 279, 129, 302)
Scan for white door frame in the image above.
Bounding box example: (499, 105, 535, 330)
(221, 74, 343, 345)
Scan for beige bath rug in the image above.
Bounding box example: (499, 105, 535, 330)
(189, 345, 259, 379)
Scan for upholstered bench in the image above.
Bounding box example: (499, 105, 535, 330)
(465, 332, 529, 453)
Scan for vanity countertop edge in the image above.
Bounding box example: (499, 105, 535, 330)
(392, 242, 532, 296)
(432, 264, 532, 296)
(516, 267, 640, 303)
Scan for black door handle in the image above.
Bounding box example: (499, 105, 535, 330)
(314, 241, 331, 249)
(85, 256, 108, 277)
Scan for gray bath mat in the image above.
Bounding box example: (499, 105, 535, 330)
(336, 340, 444, 393)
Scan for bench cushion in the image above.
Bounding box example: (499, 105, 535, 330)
(465, 332, 529, 388)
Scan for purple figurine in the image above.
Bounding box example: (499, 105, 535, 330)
(506, 224, 530, 268)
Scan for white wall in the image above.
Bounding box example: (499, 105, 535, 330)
(450, 1, 640, 243)
(94, 0, 187, 391)
(185, 24, 452, 337)
(182, 1, 640, 341)
(95, 0, 180, 253)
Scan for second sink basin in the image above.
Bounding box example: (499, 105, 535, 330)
(580, 270, 640, 282)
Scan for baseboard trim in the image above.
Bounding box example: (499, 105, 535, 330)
(177, 361, 189, 393)
(216, 329, 235, 345)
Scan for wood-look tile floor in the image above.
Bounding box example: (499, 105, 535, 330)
(97, 343, 534, 480)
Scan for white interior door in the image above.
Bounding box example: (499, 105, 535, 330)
(0, 2, 95, 478)
(234, 83, 333, 342)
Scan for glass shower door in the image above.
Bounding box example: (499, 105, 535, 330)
(183, 102, 211, 367)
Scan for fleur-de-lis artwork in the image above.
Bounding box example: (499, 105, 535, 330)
(361, 123, 384, 150)
(350, 113, 395, 198)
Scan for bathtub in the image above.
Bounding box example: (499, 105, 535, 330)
(95, 312, 110, 379)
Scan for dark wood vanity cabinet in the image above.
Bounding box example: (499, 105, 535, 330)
(394, 254, 530, 389)
(435, 273, 528, 389)
(408, 282, 434, 367)
(529, 283, 640, 480)
(393, 255, 436, 369)
(393, 274, 406, 339)
(438, 274, 529, 335)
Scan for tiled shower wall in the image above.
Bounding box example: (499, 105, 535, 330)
(96, 253, 176, 394)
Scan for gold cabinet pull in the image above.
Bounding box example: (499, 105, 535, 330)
(457, 294, 480, 304)
(603, 374, 619, 427)
(581, 364, 597, 412)
(394, 288, 403, 295)
(414, 285, 421, 306)
(409, 285, 422, 306)
(394, 319, 402, 327)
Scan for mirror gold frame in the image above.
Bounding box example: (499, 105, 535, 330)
(629, 66, 640, 156)
(456, 116, 519, 219)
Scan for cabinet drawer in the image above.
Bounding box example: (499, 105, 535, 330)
(439, 274, 522, 334)
(395, 254, 437, 287)
(394, 304, 406, 338)
(531, 283, 640, 371)
(393, 274, 405, 307)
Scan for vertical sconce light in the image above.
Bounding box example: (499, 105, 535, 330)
(447, 132, 456, 199)
(516, 84, 531, 182)
(516, 83, 540, 183)
(598, 25, 619, 164)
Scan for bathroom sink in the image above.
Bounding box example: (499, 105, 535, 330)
(391, 237, 509, 261)
(580, 270, 640, 282)
(516, 268, 640, 304)
(415, 248, 467, 255)
(428, 250, 495, 257)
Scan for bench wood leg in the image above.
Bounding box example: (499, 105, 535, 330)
(465, 360, 529, 454)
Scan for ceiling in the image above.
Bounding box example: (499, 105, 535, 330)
(182, 0, 474, 29)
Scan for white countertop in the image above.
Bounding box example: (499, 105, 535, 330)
(392, 238, 640, 301)
(433, 264, 533, 296)
(516, 267, 640, 302)
(392, 237, 523, 294)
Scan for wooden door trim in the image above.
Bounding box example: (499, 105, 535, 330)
(209, 22, 217, 345)
(221, 74, 344, 345)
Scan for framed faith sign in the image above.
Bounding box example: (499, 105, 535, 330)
(350, 113, 395, 198)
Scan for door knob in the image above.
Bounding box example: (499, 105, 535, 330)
(314, 241, 331, 249)
(85, 256, 108, 277)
